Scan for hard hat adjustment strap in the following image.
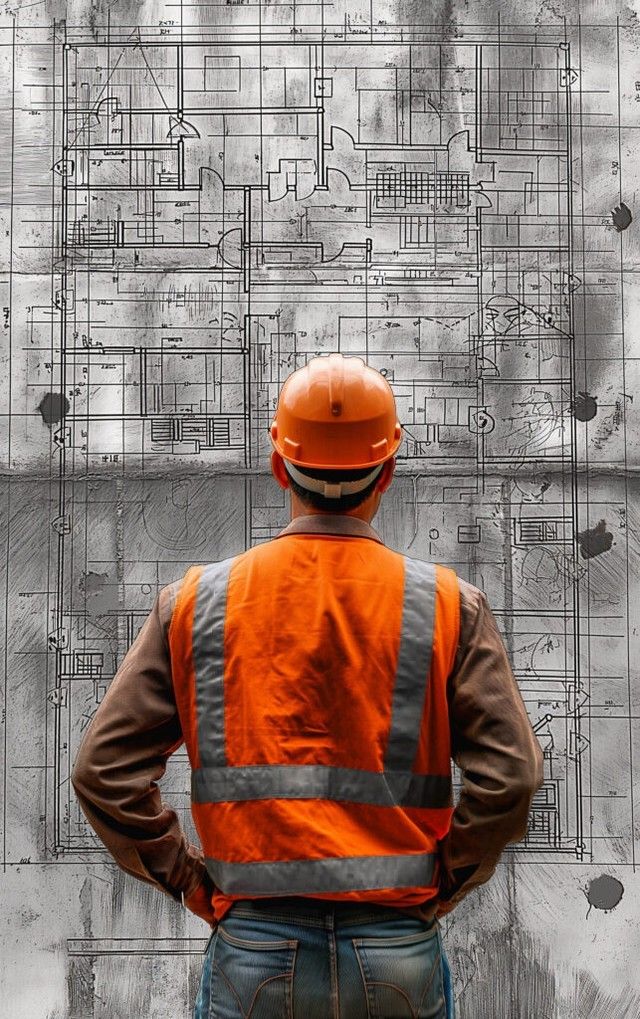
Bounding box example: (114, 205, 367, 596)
(284, 461, 384, 499)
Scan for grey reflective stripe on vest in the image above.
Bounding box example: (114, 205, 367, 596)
(384, 556, 437, 773)
(203, 851, 437, 896)
(192, 765, 452, 808)
(192, 558, 234, 768)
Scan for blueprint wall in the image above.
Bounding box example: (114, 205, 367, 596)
(1, 0, 639, 1015)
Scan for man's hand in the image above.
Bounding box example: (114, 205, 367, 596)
(433, 860, 479, 918)
(183, 877, 217, 926)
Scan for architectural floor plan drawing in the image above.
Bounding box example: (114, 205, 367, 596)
(1, 2, 640, 1016)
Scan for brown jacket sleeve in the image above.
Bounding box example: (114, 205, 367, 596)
(70, 567, 543, 924)
(434, 578, 545, 916)
(70, 581, 216, 925)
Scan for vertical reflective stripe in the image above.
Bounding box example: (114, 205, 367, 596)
(384, 557, 436, 775)
(192, 558, 234, 768)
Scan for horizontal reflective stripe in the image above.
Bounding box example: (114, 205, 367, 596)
(192, 765, 452, 809)
(204, 852, 438, 895)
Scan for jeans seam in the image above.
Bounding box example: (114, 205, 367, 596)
(353, 941, 373, 1019)
(211, 959, 244, 1016)
(325, 917, 340, 1019)
(438, 930, 453, 1019)
(288, 942, 298, 1019)
(229, 909, 326, 929)
(417, 941, 443, 1014)
(218, 924, 298, 950)
(353, 926, 438, 947)
(229, 906, 417, 929)
(206, 929, 218, 1019)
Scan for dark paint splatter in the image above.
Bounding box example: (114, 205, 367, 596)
(572, 391, 597, 422)
(38, 392, 69, 425)
(611, 202, 633, 232)
(586, 874, 624, 911)
(577, 519, 613, 559)
(79, 571, 109, 596)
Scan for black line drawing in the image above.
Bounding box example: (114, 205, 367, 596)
(1, 5, 637, 1016)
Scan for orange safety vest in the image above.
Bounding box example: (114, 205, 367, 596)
(168, 525, 460, 924)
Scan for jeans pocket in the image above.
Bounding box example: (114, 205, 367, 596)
(352, 924, 445, 1019)
(209, 924, 298, 1019)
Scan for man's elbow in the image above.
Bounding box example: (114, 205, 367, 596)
(524, 736, 545, 796)
(511, 746, 545, 802)
(505, 745, 545, 843)
(510, 734, 545, 791)
(70, 759, 84, 796)
(70, 747, 94, 801)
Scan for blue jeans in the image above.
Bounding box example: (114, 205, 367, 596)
(194, 897, 455, 1019)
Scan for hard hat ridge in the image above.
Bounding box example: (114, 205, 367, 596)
(328, 352, 344, 416)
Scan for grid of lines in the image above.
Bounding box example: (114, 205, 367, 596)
(375, 170, 469, 206)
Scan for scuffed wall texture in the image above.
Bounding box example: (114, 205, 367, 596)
(1, 0, 639, 1015)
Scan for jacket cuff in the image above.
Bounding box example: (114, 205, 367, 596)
(182, 877, 217, 925)
(165, 842, 217, 924)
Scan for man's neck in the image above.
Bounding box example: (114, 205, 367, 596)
(276, 514, 384, 544)
(288, 493, 378, 525)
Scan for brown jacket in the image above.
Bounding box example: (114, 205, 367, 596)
(71, 514, 544, 927)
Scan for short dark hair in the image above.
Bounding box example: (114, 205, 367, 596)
(286, 464, 382, 512)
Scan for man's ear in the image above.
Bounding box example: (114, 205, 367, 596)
(271, 451, 291, 491)
(376, 457, 396, 494)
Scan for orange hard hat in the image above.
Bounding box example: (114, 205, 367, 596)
(270, 353, 402, 470)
